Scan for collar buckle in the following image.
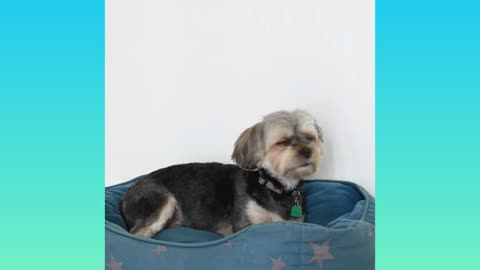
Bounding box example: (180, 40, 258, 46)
(258, 176, 283, 194)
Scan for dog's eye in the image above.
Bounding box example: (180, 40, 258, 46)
(305, 135, 314, 141)
(276, 139, 291, 146)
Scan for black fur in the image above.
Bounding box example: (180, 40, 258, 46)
(120, 162, 304, 236)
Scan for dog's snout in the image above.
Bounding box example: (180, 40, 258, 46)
(298, 147, 312, 158)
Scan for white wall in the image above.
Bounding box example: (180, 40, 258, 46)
(106, 0, 375, 194)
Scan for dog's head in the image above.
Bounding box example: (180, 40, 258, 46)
(232, 110, 324, 188)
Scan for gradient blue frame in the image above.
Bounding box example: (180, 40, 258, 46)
(1, 0, 479, 269)
(377, 0, 480, 269)
(0, 1, 104, 269)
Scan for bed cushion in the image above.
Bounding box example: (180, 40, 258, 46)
(105, 177, 375, 270)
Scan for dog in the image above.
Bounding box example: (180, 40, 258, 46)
(120, 110, 324, 238)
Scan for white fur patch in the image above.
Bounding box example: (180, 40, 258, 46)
(246, 200, 284, 224)
(133, 196, 177, 238)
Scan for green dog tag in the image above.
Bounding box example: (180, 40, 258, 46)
(290, 205, 303, 218)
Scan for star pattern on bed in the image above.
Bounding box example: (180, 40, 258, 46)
(270, 256, 287, 270)
(106, 255, 123, 270)
(224, 240, 233, 248)
(308, 241, 335, 269)
(105, 180, 375, 270)
(153, 245, 167, 255)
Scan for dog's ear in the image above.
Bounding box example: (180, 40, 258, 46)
(232, 123, 264, 170)
(314, 121, 324, 143)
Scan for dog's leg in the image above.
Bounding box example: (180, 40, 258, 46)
(130, 196, 177, 238)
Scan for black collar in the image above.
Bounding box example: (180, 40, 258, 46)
(257, 168, 303, 195)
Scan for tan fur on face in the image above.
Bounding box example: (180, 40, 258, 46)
(264, 145, 288, 175)
(264, 125, 323, 178)
(232, 109, 324, 182)
(265, 143, 321, 178)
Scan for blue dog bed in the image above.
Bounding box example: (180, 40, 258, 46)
(106, 177, 375, 270)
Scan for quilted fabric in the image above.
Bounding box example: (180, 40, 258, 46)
(105, 177, 375, 270)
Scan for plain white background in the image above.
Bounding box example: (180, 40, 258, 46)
(106, 0, 375, 194)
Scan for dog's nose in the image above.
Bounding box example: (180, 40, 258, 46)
(299, 147, 312, 158)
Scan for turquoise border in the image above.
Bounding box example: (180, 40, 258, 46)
(1, 0, 479, 268)
(377, 0, 480, 269)
(0, 1, 104, 269)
